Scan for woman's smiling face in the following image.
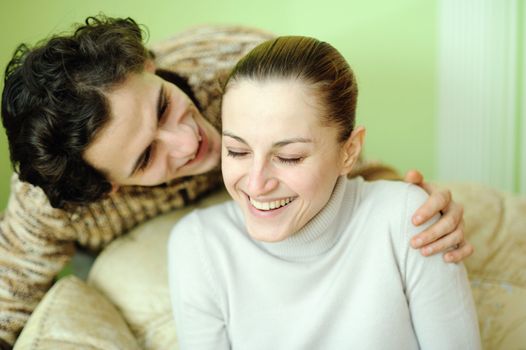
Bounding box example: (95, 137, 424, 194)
(221, 78, 352, 242)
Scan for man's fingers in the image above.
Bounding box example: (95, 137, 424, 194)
(411, 210, 463, 248)
(417, 224, 464, 256)
(404, 169, 424, 185)
(444, 241, 474, 263)
(412, 187, 452, 226)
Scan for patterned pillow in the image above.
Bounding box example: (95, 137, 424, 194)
(15, 276, 140, 350)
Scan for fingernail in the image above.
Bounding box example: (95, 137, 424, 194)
(424, 247, 432, 255)
(414, 215, 423, 224)
(445, 253, 453, 262)
(414, 238, 423, 247)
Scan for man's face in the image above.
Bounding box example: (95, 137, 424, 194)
(84, 70, 221, 187)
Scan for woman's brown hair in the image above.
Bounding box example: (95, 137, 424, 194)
(223, 36, 358, 142)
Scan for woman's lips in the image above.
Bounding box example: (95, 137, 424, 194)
(244, 193, 297, 218)
(250, 196, 295, 210)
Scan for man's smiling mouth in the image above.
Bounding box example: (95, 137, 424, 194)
(181, 126, 206, 168)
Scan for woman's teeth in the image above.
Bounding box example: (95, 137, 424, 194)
(250, 197, 294, 211)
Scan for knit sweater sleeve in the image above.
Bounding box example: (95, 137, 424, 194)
(0, 174, 75, 347)
(400, 185, 481, 349)
(168, 211, 229, 350)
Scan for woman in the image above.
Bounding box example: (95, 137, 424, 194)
(169, 36, 481, 349)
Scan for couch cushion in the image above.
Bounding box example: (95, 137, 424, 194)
(448, 182, 526, 348)
(14, 276, 140, 350)
(87, 189, 230, 350)
(471, 279, 526, 349)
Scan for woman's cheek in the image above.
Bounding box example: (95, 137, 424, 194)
(221, 160, 239, 189)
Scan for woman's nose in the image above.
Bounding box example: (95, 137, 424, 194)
(247, 161, 278, 196)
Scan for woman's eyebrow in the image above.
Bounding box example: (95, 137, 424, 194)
(272, 138, 312, 147)
(222, 131, 312, 147)
(222, 131, 247, 144)
(128, 83, 165, 178)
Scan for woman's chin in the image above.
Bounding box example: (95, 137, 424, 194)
(247, 226, 291, 243)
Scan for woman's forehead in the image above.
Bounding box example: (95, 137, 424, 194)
(223, 79, 320, 119)
(222, 80, 341, 147)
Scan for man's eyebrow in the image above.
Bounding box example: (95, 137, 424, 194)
(222, 131, 312, 147)
(128, 83, 165, 178)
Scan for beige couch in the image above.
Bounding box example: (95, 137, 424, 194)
(13, 183, 526, 350)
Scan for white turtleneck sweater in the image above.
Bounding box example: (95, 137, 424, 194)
(168, 177, 481, 350)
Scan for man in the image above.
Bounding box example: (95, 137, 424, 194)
(0, 16, 470, 348)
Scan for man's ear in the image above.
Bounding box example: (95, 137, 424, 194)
(109, 183, 120, 194)
(144, 59, 156, 73)
(340, 126, 366, 175)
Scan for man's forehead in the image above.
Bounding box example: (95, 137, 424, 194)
(84, 72, 157, 181)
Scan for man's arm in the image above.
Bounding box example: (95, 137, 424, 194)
(0, 175, 76, 347)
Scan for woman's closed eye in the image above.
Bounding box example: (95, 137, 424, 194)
(276, 156, 303, 165)
(226, 149, 304, 164)
(227, 149, 249, 158)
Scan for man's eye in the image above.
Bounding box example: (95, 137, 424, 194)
(159, 95, 170, 122)
(138, 147, 153, 171)
(227, 150, 248, 158)
(277, 157, 302, 165)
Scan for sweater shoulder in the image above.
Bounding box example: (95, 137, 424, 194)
(360, 179, 428, 211)
(355, 179, 431, 241)
(150, 25, 274, 68)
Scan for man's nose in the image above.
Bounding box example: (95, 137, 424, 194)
(247, 160, 278, 196)
(157, 124, 199, 159)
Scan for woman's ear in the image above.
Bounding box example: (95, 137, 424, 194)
(340, 126, 366, 175)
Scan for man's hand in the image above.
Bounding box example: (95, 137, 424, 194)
(404, 170, 474, 263)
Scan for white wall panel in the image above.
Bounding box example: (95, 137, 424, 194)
(438, 0, 522, 193)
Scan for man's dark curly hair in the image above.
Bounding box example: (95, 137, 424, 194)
(1, 16, 154, 209)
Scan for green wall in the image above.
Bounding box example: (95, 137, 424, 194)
(0, 0, 438, 210)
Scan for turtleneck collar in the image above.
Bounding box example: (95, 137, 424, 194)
(255, 176, 358, 261)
